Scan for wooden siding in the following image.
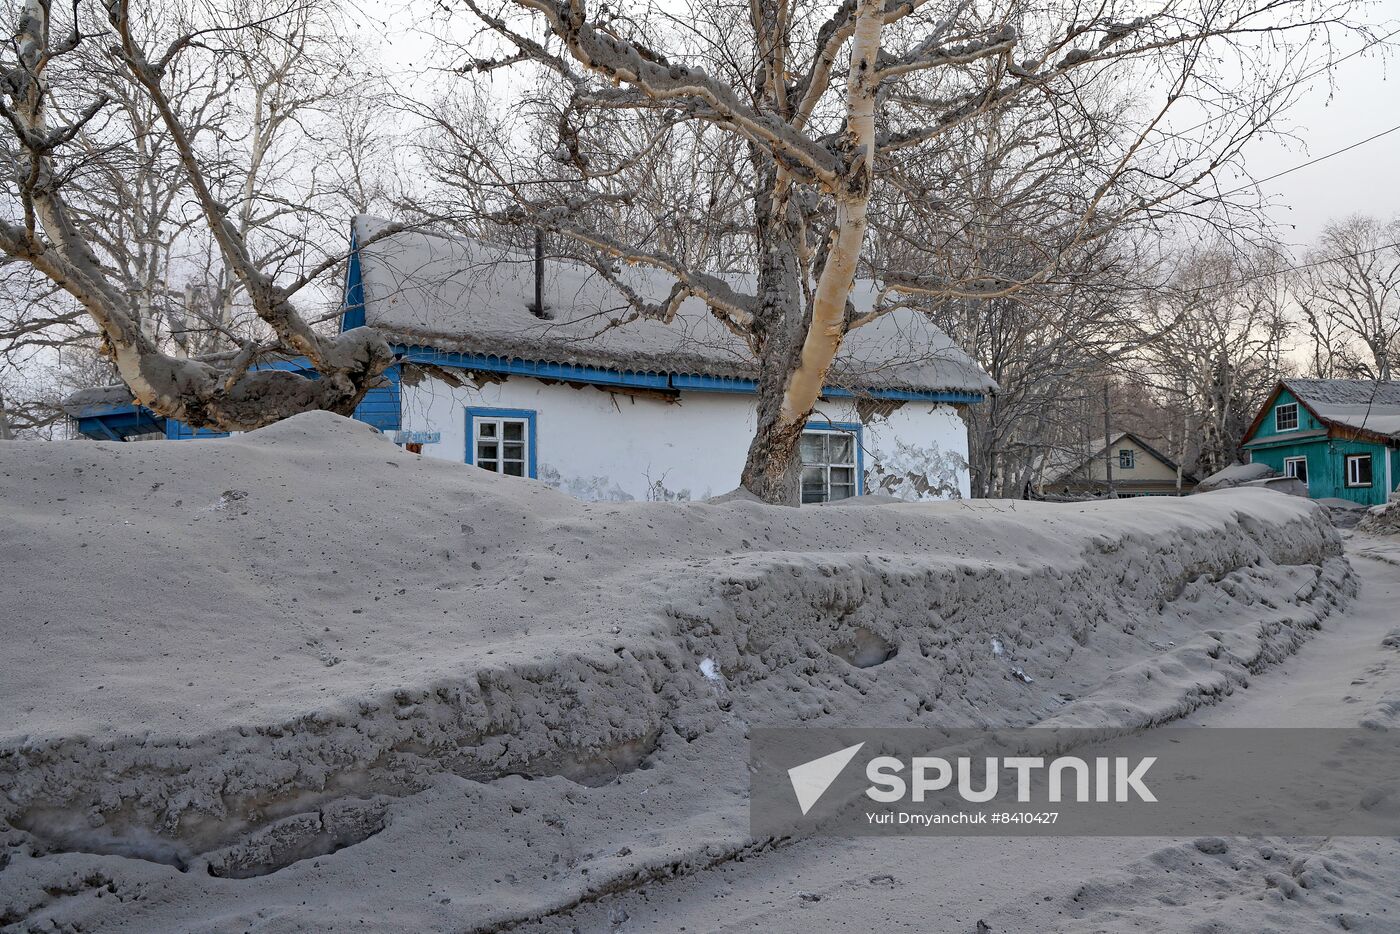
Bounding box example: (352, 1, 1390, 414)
(1243, 386, 1398, 505)
(1248, 435, 1394, 506)
(1249, 388, 1325, 442)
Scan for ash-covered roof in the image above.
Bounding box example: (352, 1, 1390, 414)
(1037, 430, 1193, 484)
(60, 385, 137, 416)
(352, 216, 995, 396)
(1283, 378, 1400, 437)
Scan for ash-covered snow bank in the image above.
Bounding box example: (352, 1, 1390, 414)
(1358, 497, 1400, 536)
(0, 414, 1353, 932)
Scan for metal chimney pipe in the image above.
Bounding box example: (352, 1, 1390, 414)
(533, 228, 545, 319)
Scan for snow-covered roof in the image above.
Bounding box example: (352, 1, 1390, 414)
(351, 216, 995, 396)
(1195, 462, 1277, 492)
(1284, 378, 1400, 407)
(61, 385, 139, 416)
(1282, 378, 1400, 437)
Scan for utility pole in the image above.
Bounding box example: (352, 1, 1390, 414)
(1176, 385, 1188, 496)
(1103, 382, 1115, 498)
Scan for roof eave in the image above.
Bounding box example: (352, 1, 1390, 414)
(388, 337, 991, 401)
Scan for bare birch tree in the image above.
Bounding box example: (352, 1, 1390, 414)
(872, 98, 1156, 498)
(1293, 214, 1400, 381)
(424, 0, 1361, 502)
(0, 0, 396, 431)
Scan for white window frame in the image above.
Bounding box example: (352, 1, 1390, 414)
(1118, 449, 1136, 470)
(1274, 402, 1299, 432)
(1283, 456, 1307, 484)
(471, 414, 532, 478)
(800, 427, 860, 504)
(1345, 453, 1373, 488)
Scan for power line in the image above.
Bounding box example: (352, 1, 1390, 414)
(1171, 27, 1400, 138)
(1196, 121, 1400, 203)
(1176, 239, 1400, 293)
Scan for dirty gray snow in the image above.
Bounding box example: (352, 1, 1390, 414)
(0, 413, 1374, 932)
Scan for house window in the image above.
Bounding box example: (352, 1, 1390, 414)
(466, 408, 536, 478)
(1283, 456, 1308, 484)
(800, 425, 860, 503)
(1345, 454, 1373, 488)
(1274, 403, 1299, 432)
(1118, 449, 1136, 470)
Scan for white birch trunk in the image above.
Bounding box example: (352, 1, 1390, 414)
(739, 0, 881, 503)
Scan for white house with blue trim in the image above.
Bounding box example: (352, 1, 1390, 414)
(341, 217, 993, 502)
(66, 217, 995, 503)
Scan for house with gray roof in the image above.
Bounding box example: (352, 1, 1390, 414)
(68, 217, 995, 502)
(1241, 378, 1400, 505)
(1034, 430, 1196, 498)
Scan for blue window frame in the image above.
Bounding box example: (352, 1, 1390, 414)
(465, 407, 538, 479)
(801, 420, 864, 502)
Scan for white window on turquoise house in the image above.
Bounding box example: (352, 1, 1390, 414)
(466, 408, 537, 478)
(1283, 456, 1308, 484)
(1118, 449, 1136, 469)
(1274, 402, 1299, 432)
(801, 427, 859, 503)
(1345, 453, 1373, 488)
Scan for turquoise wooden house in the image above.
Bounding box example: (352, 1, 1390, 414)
(1242, 378, 1400, 506)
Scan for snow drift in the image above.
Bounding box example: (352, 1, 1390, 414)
(0, 413, 1353, 931)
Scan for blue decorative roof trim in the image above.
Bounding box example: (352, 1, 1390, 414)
(670, 374, 758, 394)
(399, 347, 671, 389)
(397, 346, 983, 403)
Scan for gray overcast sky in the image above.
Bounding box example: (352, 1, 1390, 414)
(1221, 5, 1400, 250)
(379, 0, 1400, 255)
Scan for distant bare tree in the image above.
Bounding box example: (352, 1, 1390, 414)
(426, 0, 1365, 503)
(1293, 215, 1400, 381)
(0, 0, 397, 432)
(1141, 247, 1290, 475)
(874, 101, 1158, 498)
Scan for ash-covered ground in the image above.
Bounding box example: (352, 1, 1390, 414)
(4, 413, 1395, 933)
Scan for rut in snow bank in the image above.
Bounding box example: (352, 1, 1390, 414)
(0, 414, 1351, 910)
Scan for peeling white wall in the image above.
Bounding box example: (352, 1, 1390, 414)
(400, 374, 971, 502)
(859, 404, 972, 499)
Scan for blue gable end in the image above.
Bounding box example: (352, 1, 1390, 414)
(1245, 387, 1325, 444)
(353, 365, 401, 432)
(340, 225, 366, 332)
